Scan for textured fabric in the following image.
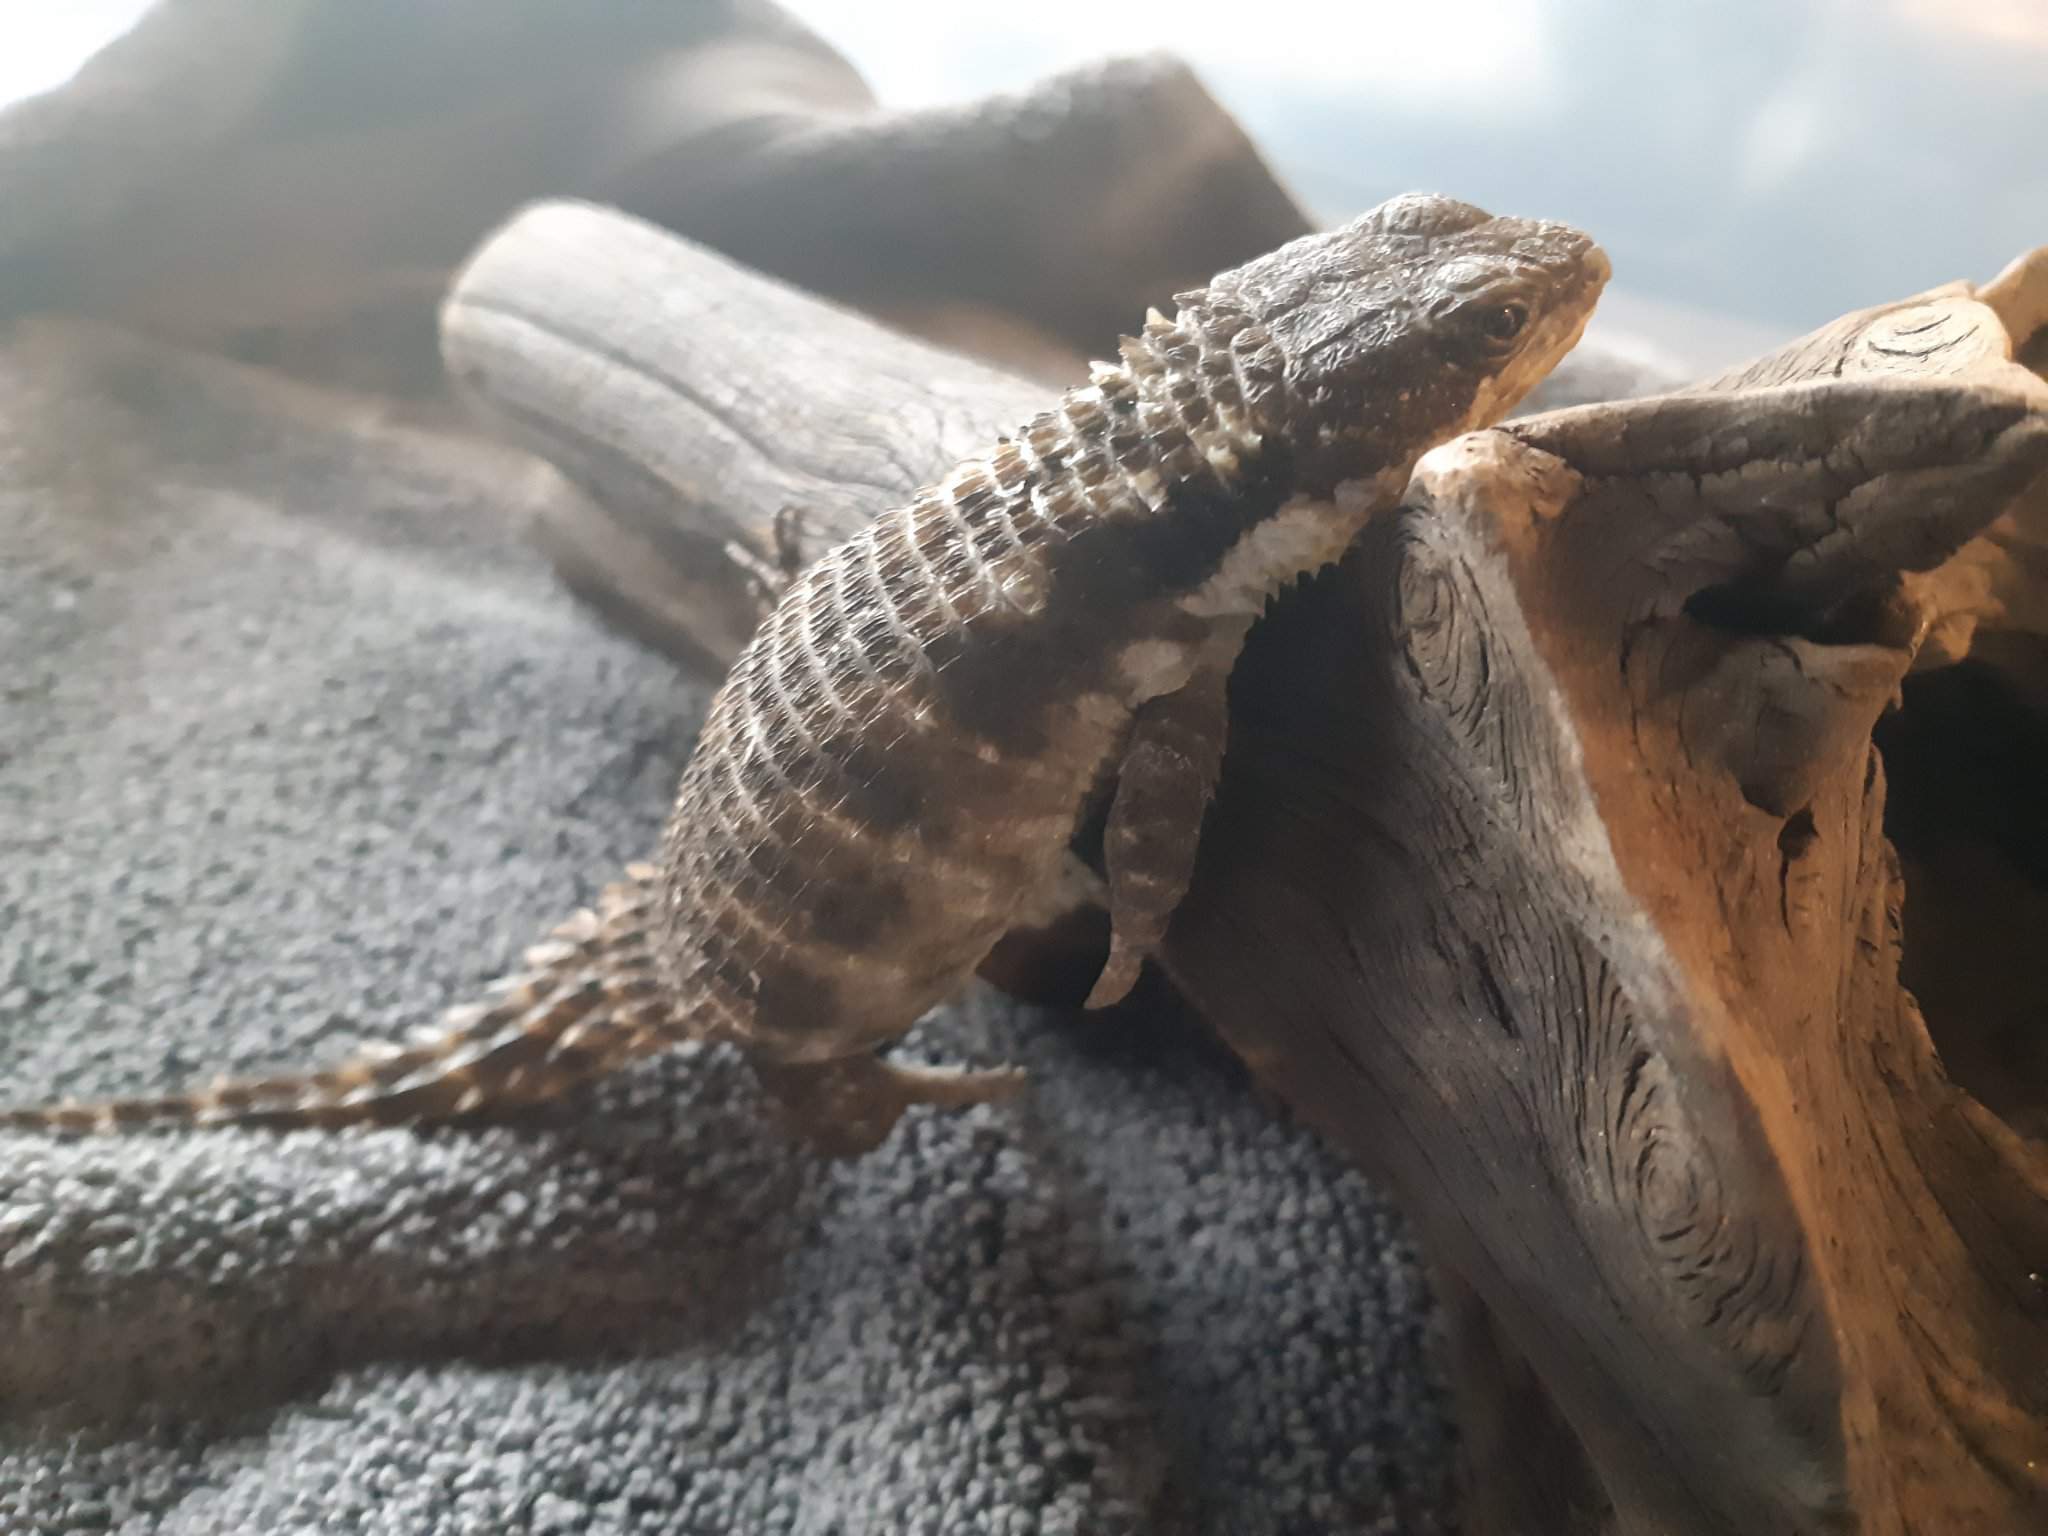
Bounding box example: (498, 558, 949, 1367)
(0, 320, 1455, 1534)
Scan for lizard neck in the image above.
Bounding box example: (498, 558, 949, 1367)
(1107, 463, 1407, 710)
(1175, 464, 1411, 622)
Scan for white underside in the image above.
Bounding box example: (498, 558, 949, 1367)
(1178, 470, 1402, 621)
(1109, 468, 1407, 709)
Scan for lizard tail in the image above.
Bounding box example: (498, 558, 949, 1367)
(0, 865, 684, 1134)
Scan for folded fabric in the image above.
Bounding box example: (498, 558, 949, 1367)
(0, 322, 1454, 1535)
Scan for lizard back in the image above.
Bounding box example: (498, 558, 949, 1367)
(1, 194, 1609, 1139)
(662, 305, 1291, 1063)
(660, 194, 1611, 1066)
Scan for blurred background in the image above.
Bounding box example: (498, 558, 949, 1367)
(7, 0, 2043, 368)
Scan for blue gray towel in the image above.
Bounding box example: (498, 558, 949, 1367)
(0, 320, 1457, 1534)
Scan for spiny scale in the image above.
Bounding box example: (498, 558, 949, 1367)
(0, 867, 676, 1133)
(2, 291, 1273, 1141)
(652, 274, 1283, 1076)
(1, 195, 1609, 1148)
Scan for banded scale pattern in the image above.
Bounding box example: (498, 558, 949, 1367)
(2, 867, 676, 1132)
(0, 194, 1609, 1141)
(659, 299, 1297, 1065)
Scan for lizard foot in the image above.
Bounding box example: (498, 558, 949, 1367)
(772, 503, 823, 579)
(723, 504, 821, 608)
(753, 1052, 1026, 1157)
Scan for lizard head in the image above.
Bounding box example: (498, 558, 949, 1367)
(1194, 191, 1611, 489)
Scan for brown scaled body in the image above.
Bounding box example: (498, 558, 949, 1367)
(1, 194, 1608, 1151)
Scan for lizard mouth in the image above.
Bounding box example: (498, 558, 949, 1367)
(1477, 227, 1612, 429)
(1481, 280, 1609, 428)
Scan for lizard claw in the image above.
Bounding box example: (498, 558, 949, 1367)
(1082, 939, 1145, 1011)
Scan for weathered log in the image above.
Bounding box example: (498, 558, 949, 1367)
(439, 202, 2048, 1532)
(0, 0, 758, 392)
(1763, 262, 2048, 1142)
(442, 201, 1675, 679)
(597, 47, 1314, 370)
(439, 200, 1670, 1006)
(1704, 258, 2048, 671)
(441, 202, 1048, 672)
(0, 1, 1308, 396)
(1167, 287, 2048, 1531)
(1171, 376, 2048, 1535)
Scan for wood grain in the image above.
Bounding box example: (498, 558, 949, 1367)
(442, 202, 1047, 671)
(438, 198, 2048, 1533)
(1165, 287, 2048, 1533)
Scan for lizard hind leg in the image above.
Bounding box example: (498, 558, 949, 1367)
(1084, 659, 1232, 1011)
(751, 1052, 1026, 1158)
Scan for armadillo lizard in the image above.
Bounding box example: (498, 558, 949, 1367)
(2, 194, 1608, 1153)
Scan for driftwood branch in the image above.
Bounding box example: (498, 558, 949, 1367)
(1686, 256, 2048, 1141)
(440, 203, 1047, 672)
(600, 47, 1314, 368)
(442, 210, 1119, 1003)
(0, 0, 319, 304)
(442, 201, 1672, 677)
(439, 199, 1670, 1005)
(0, 1, 1308, 397)
(1162, 279, 2048, 1532)
(438, 199, 2048, 1532)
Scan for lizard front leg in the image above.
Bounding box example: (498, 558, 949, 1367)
(723, 504, 822, 607)
(1085, 650, 1234, 1010)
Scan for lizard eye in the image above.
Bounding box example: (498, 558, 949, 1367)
(1478, 301, 1530, 349)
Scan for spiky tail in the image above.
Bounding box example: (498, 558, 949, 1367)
(0, 865, 684, 1134)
